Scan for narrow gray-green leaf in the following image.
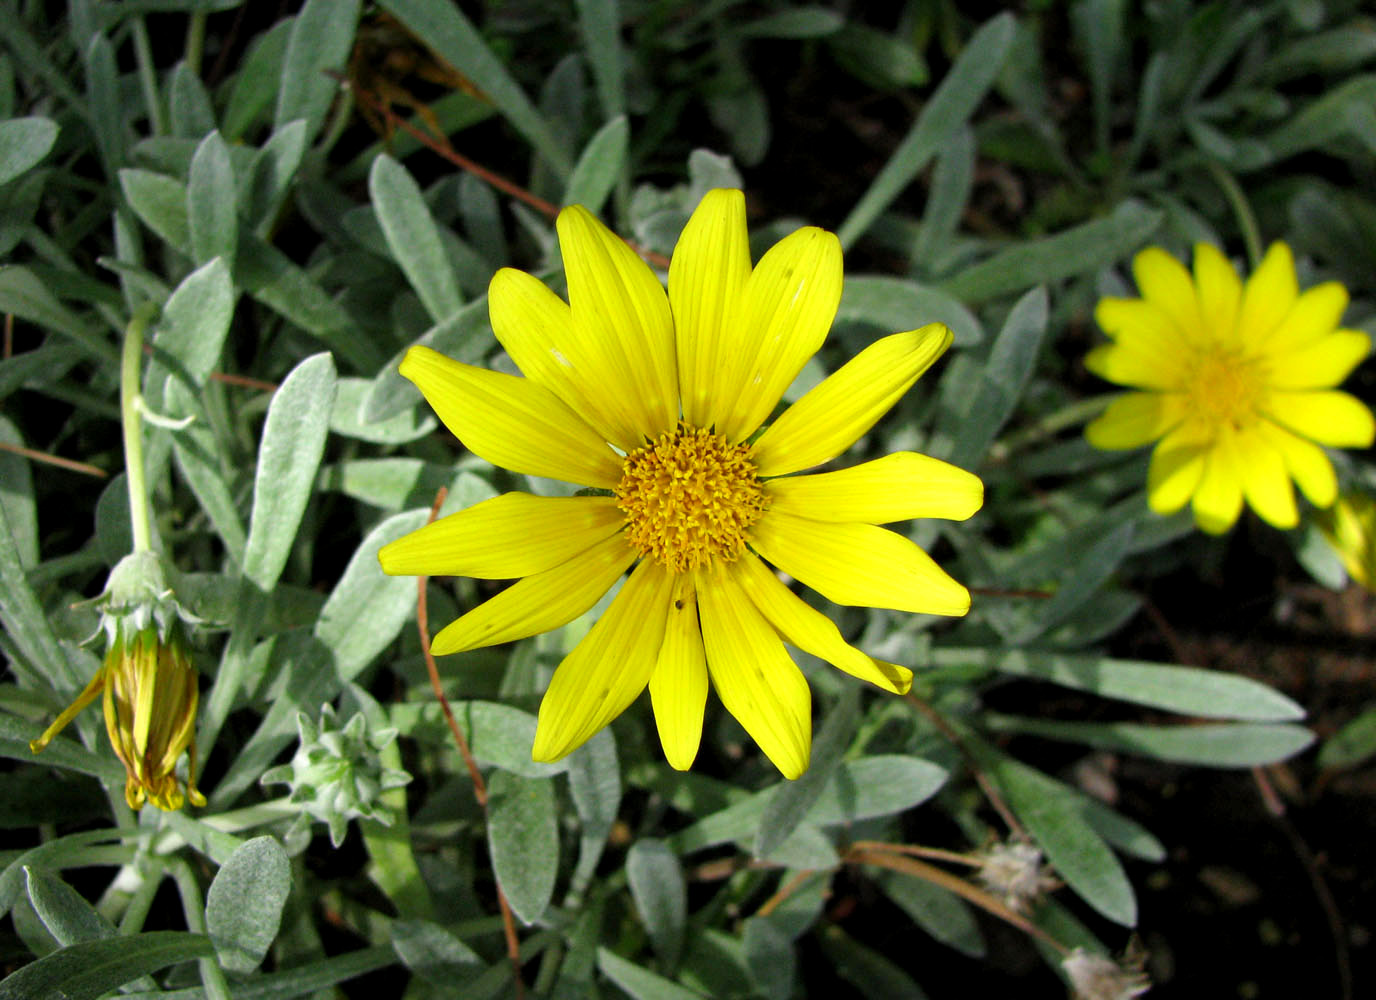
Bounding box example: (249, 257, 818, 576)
(364, 295, 491, 422)
(836, 276, 982, 346)
(988, 717, 1315, 767)
(563, 115, 628, 214)
(370, 154, 465, 323)
(119, 168, 191, 253)
(243, 352, 336, 592)
(168, 62, 216, 139)
(932, 648, 1305, 721)
(0, 116, 57, 185)
(1319, 706, 1376, 770)
(0, 506, 74, 688)
(985, 752, 1136, 926)
(755, 691, 856, 857)
(0, 266, 117, 364)
(315, 509, 429, 681)
(274, 0, 361, 141)
(0, 417, 37, 568)
(378, 0, 573, 175)
(487, 771, 559, 925)
(244, 119, 308, 231)
(837, 13, 1014, 249)
(1013, 520, 1135, 644)
(187, 130, 238, 269)
(567, 730, 621, 893)
(391, 920, 485, 988)
(147, 257, 235, 395)
(390, 700, 565, 778)
(743, 916, 794, 997)
(204, 836, 291, 974)
(24, 867, 115, 945)
(0, 931, 213, 1000)
(939, 200, 1162, 303)
(575, 0, 624, 119)
(595, 948, 705, 1000)
(877, 872, 984, 957)
(626, 840, 686, 970)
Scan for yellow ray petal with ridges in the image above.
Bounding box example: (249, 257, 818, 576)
(1145, 424, 1210, 514)
(717, 226, 843, 443)
(765, 452, 983, 524)
(430, 532, 636, 655)
(669, 189, 751, 428)
(399, 346, 622, 488)
(1086, 391, 1187, 450)
(1262, 281, 1348, 354)
(1236, 242, 1298, 345)
(649, 575, 708, 770)
(1234, 426, 1298, 529)
(1255, 419, 1338, 508)
(488, 267, 628, 448)
(1084, 339, 1187, 391)
(1093, 297, 1189, 352)
(1268, 390, 1376, 448)
(750, 510, 970, 616)
(1267, 329, 1371, 390)
(751, 325, 952, 478)
(734, 552, 912, 694)
(532, 559, 675, 763)
(558, 205, 679, 442)
(697, 564, 811, 779)
(378, 493, 624, 579)
(1133, 247, 1205, 340)
(1190, 429, 1246, 534)
(1192, 243, 1242, 343)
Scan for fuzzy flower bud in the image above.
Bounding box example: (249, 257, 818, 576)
(261, 704, 411, 847)
(30, 551, 205, 811)
(976, 840, 1059, 913)
(1062, 947, 1151, 1000)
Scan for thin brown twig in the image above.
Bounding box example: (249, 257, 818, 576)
(970, 586, 1054, 599)
(756, 869, 819, 918)
(846, 846, 1070, 956)
(903, 693, 1026, 839)
(4, 313, 12, 358)
(337, 71, 674, 271)
(207, 371, 278, 393)
(846, 840, 981, 868)
(416, 486, 522, 999)
(0, 439, 108, 478)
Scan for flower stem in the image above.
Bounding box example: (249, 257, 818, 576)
(120, 303, 159, 554)
(184, 11, 207, 76)
(130, 18, 167, 137)
(1203, 159, 1263, 268)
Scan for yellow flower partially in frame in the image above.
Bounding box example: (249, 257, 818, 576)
(1085, 242, 1374, 534)
(379, 189, 982, 778)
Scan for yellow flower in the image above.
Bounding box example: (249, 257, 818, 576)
(1085, 242, 1375, 534)
(379, 189, 982, 778)
(1317, 492, 1376, 590)
(30, 553, 205, 811)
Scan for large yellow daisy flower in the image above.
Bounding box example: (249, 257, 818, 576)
(1085, 242, 1374, 534)
(378, 189, 982, 778)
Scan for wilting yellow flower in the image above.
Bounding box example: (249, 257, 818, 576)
(379, 189, 982, 778)
(1085, 242, 1374, 534)
(30, 553, 205, 811)
(1316, 492, 1376, 590)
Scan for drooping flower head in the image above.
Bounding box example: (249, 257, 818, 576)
(1085, 242, 1374, 534)
(379, 189, 982, 778)
(30, 551, 205, 811)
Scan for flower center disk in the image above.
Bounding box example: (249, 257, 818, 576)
(616, 422, 768, 573)
(1185, 347, 1265, 434)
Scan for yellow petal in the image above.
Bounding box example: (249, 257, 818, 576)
(649, 575, 708, 770)
(668, 189, 751, 428)
(1086, 391, 1186, 450)
(1132, 247, 1205, 340)
(1266, 329, 1370, 390)
(1267, 390, 1376, 448)
(1236, 242, 1298, 345)
(1262, 281, 1348, 355)
(430, 532, 636, 655)
(488, 267, 629, 448)
(1093, 297, 1188, 351)
(532, 559, 675, 763)
(750, 510, 970, 617)
(378, 493, 624, 579)
(400, 346, 622, 488)
(1145, 424, 1210, 514)
(1190, 431, 1245, 534)
(1235, 426, 1298, 529)
(751, 325, 952, 478)
(1255, 419, 1338, 508)
(1192, 243, 1242, 343)
(716, 226, 843, 442)
(557, 205, 678, 443)
(1084, 340, 1187, 391)
(766, 452, 982, 524)
(697, 564, 811, 779)
(734, 552, 912, 694)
